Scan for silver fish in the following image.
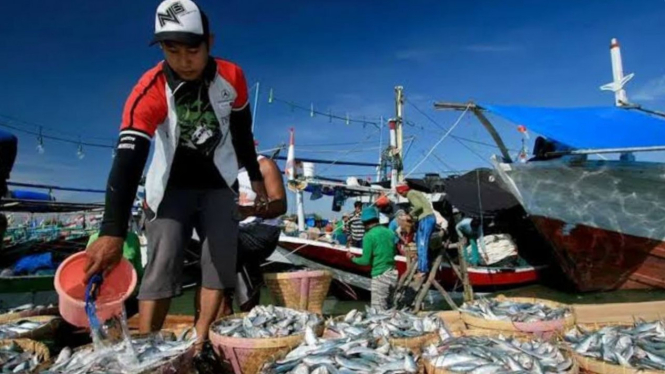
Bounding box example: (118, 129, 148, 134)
(565, 320, 665, 370)
(325, 306, 450, 340)
(424, 335, 573, 373)
(460, 298, 572, 323)
(212, 306, 322, 339)
(262, 331, 418, 374)
(41, 332, 195, 374)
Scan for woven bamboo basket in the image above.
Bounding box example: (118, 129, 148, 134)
(460, 295, 575, 336)
(0, 306, 60, 324)
(389, 330, 439, 354)
(569, 322, 663, 374)
(263, 270, 332, 314)
(1, 315, 61, 340)
(209, 312, 324, 374)
(423, 329, 579, 374)
(37, 331, 195, 374)
(0, 338, 50, 372)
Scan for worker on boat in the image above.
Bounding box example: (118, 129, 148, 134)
(346, 207, 398, 310)
(345, 201, 365, 247)
(214, 151, 287, 317)
(396, 182, 436, 279)
(332, 214, 348, 245)
(84, 0, 267, 360)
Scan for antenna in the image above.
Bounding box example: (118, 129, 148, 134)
(600, 38, 634, 106)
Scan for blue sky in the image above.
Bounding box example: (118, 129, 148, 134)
(2, 0, 665, 216)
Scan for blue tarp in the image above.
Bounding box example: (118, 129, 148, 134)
(481, 104, 665, 150)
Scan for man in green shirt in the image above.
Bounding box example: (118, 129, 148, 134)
(396, 182, 436, 277)
(346, 207, 398, 310)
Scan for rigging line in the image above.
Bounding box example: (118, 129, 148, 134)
(0, 113, 115, 143)
(270, 97, 382, 129)
(405, 104, 471, 178)
(0, 121, 115, 148)
(296, 147, 382, 153)
(403, 98, 519, 152)
(316, 126, 383, 175)
(429, 152, 463, 174)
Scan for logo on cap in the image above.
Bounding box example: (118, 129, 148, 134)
(157, 1, 186, 27)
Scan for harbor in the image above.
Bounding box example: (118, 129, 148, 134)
(2, 0, 665, 373)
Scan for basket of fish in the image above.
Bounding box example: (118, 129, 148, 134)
(423, 330, 578, 374)
(565, 320, 665, 374)
(459, 296, 575, 335)
(324, 307, 450, 353)
(260, 329, 419, 374)
(0, 339, 50, 373)
(39, 331, 196, 374)
(0, 316, 61, 341)
(0, 304, 59, 324)
(209, 305, 324, 374)
(263, 269, 332, 315)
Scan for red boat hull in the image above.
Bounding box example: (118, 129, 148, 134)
(531, 216, 665, 291)
(278, 237, 542, 289)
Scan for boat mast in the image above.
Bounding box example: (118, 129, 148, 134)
(600, 38, 634, 107)
(285, 128, 306, 232)
(395, 86, 405, 183)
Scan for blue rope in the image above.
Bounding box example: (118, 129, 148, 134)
(85, 273, 104, 331)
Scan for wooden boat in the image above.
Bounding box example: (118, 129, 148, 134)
(278, 235, 545, 291)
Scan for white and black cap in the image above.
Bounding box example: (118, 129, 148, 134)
(150, 0, 209, 46)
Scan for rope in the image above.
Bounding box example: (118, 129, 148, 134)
(316, 127, 383, 175)
(85, 273, 104, 331)
(404, 104, 471, 178)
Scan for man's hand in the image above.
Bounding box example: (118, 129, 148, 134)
(251, 181, 269, 213)
(84, 236, 124, 283)
(346, 250, 355, 260)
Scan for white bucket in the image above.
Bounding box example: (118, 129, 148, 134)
(303, 162, 315, 178)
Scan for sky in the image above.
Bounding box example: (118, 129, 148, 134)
(2, 0, 665, 216)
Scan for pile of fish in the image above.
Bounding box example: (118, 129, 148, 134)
(565, 320, 665, 371)
(460, 298, 571, 322)
(0, 304, 55, 316)
(423, 335, 574, 373)
(41, 331, 195, 374)
(0, 319, 47, 339)
(211, 305, 322, 339)
(261, 326, 418, 373)
(0, 341, 41, 373)
(325, 307, 450, 340)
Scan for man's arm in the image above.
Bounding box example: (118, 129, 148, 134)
(238, 158, 287, 219)
(229, 67, 262, 182)
(99, 68, 167, 238)
(351, 234, 373, 266)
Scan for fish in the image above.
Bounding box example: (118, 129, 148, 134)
(41, 331, 195, 374)
(0, 341, 41, 373)
(211, 305, 322, 339)
(0, 319, 48, 339)
(325, 306, 451, 340)
(459, 298, 572, 323)
(424, 335, 574, 373)
(564, 320, 665, 370)
(261, 326, 418, 374)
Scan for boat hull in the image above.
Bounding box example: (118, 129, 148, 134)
(277, 236, 543, 290)
(495, 159, 665, 291)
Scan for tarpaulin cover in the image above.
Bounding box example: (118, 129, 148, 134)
(481, 104, 665, 149)
(444, 168, 520, 218)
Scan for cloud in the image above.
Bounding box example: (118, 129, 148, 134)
(395, 48, 441, 63)
(464, 44, 521, 53)
(633, 75, 665, 102)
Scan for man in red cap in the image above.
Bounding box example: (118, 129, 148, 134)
(84, 0, 267, 355)
(396, 182, 436, 277)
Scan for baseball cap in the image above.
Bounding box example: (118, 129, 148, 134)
(150, 0, 210, 46)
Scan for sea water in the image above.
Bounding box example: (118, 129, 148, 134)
(89, 306, 140, 371)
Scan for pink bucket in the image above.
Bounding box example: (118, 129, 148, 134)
(54, 251, 137, 328)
